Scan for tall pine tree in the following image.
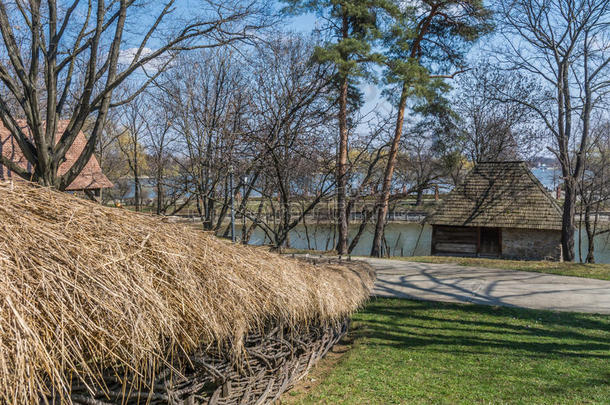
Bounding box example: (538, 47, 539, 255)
(370, 0, 492, 257)
(283, 0, 387, 254)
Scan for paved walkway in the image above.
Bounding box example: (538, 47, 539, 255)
(359, 258, 610, 314)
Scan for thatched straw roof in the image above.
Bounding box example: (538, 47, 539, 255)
(0, 120, 113, 190)
(0, 181, 373, 403)
(427, 161, 563, 230)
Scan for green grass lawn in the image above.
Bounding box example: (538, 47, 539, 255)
(286, 298, 610, 404)
(393, 256, 610, 281)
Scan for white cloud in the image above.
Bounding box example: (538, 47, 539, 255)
(117, 47, 173, 72)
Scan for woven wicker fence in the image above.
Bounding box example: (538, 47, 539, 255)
(63, 318, 349, 404)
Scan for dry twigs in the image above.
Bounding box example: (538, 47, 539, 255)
(0, 182, 373, 404)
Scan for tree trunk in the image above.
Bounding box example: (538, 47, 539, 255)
(156, 169, 163, 215)
(303, 212, 311, 250)
(562, 178, 576, 261)
(335, 13, 350, 255)
(582, 40, 594, 264)
(557, 59, 576, 263)
(415, 188, 424, 206)
(223, 174, 258, 237)
(336, 72, 349, 254)
(133, 136, 141, 212)
(584, 203, 595, 264)
(349, 208, 372, 254)
(370, 9, 438, 257)
(371, 82, 408, 257)
(134, 173, 141, 212)
(244, 199, 265, 244)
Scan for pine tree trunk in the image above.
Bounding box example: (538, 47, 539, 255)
(371, 83, 408, 257)
(336, 15, 350, 255)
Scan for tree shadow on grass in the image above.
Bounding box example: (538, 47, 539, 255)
(351, 298, 610, 360)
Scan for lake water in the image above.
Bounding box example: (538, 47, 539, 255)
(246, 166, 610, 263)
(249, 223, 610, 264)
(531, 167, 562, 190)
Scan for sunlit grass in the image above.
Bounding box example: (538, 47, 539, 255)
(287, 298, 610, 404)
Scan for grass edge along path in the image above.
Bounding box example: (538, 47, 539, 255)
(388, 256, 610, 281)
(283, 298, 610, 404)
(284, 251, 610, 281)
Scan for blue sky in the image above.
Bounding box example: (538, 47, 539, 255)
(169, 1, 549, 155)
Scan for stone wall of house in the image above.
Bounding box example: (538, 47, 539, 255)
(502, 228, 563, 261)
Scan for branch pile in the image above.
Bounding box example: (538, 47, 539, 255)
(0, 182, 374, 404)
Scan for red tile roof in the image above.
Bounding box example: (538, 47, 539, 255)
(0, 120, 113, 190)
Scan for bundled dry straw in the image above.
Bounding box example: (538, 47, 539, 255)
(0, 181, 373, 404)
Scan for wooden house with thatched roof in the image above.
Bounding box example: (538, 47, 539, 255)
(427, 161, 563, 261)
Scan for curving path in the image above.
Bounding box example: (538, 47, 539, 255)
(359, 258, 610, 314)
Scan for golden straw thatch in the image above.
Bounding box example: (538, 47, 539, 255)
(0, 181, 373, 403)
(427, 161, 563, 230)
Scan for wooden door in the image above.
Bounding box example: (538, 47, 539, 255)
(479, 227, 501, 256)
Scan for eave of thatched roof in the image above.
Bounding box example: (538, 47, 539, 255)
(427, 161, 563, 231)
(0, 120, 113, 190)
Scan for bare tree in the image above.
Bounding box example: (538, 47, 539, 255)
(497, 0, 610, 261)
(142, 95, 178, 215)
(399, 130, 445, 206)
(0, 0, 272, 189)
(115, 93, 149, 211)
(161, 49, 248, 230)
(96, 115, 129, 205)
(345, 139, 388, 254)
(579, 120, 610, 262)
(453, 64, 543, 162)
(244, 36, 337, 248)
(94, 111, 123, 202)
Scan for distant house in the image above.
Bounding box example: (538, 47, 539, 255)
(427, 161, 563, 261)
(0, 120, 112, 194)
